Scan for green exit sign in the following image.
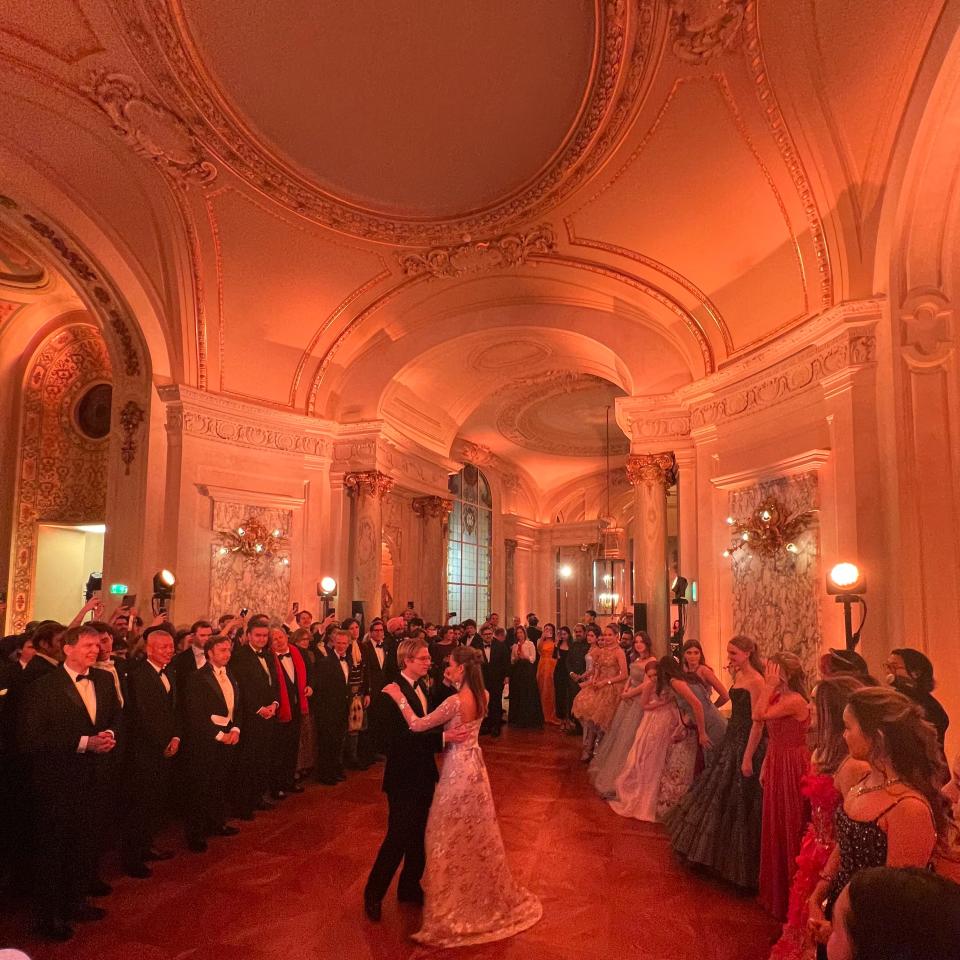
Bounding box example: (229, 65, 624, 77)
(109, 583, 129, 595)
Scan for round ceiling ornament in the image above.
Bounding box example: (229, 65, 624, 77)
(129, 0, 664, 246)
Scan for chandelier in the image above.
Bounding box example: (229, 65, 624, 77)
(722, 498, 816, 558)
(217, 518, 289, 565)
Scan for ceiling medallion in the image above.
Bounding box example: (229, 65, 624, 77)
(669, 0, 747, 64)
(0, 233, 47, 288)
(496, 373, 629, 457)
(396, 225, 555, 280)
(123, 0, 663, 245)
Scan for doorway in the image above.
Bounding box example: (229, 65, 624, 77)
(33, 523, 105, 623)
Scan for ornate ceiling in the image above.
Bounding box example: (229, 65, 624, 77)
(0, 0, 953, 495)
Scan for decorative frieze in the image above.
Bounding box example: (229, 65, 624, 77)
(119, 400, 145, 474)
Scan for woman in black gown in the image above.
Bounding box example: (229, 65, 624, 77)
(666, 634, 767, 890)
(553, 625, 573, 729)
(508, 625, 543, 728)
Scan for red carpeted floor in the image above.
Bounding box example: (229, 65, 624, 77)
(2, 728, 780, 959)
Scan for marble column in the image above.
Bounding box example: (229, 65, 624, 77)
(504, 538, 518, 619)
(626, 452, 675, 654)
(344, 471, 394, 625)
(411, 495, 453, 622)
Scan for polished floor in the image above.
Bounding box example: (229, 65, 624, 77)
(3, 728, 780, 959)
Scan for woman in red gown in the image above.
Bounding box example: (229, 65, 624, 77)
(755, 652, 811, 921)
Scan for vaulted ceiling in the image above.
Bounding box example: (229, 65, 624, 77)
(0, 0, 952, 493)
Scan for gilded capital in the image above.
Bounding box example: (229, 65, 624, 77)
(625, 452, 676, 487)
(344, 470, 394, 500)
(411, 495, 454, 519)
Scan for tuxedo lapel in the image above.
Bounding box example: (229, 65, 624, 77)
(201, 665, 228, 712)
(397, 676, 424, 717)
(56, 666, 91, 723)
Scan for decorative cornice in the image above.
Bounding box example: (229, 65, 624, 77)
(160, 385, 331, 457)
(669, 0, 746, 64)
(411, 495, 454, 519)
(460, 440, 496, 468)
(396, 225, 555, 279)
(689, 327, 876, 429)
(118, 0, 661, 245)
(626, 451, 677, 486)
(81, 70, 217, 185)
(344, 470, 395, 500)
(616, 395, 692, 447)
(711, 449, 831, 490)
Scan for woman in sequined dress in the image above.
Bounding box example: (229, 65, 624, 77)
(384, 646, 542, 948)
(807, 687, 947, 957)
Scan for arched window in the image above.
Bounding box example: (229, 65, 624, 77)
(446, 465, 492, 623)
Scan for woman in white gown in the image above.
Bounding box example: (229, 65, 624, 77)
(384, 646, 542, 948)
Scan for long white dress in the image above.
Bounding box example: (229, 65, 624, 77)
(404, 694, 542, 947)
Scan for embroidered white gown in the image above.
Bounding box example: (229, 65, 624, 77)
(404, 694, 542, 947)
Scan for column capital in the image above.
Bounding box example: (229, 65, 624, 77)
(411, 495, 454, 518)
(344, 470, 394, 500)
(626, 452, 676, 487)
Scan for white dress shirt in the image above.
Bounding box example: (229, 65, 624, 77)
(148, 658, 171, 694)
(92, 658, 124, 707)
(64, 663, 106, 753)
(400, 671, 428, 714)
(513, 639, 536, 663)
(213, 665, 235, 721)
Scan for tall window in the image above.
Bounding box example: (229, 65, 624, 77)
(446, 465, 492, 623)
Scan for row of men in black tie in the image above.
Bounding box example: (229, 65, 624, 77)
(0, 613, 405, 943)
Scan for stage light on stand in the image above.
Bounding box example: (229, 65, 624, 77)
(318, 575, 338, 617)
(670, 573, 690, 655)
(826, 562, 867, 651)
(152, 569, 176, 616)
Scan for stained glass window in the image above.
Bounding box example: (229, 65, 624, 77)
(446, 465, 492, 623)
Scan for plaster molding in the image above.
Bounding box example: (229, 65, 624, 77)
(196, 482, 307, 511)
(344, 470, 395, 500)
(118, 0, 662, 246)
(81, 70, 217, 185)
(616, 394, 691, 447)
(160, 384, 331, 458)
(118, 399, 145, 475)
(899, 289, 954, 370)
(626, 451, 677, 486)
(411, 495, 454, 519)
(710, 449, 832, 490)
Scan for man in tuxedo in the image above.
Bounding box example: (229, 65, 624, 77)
(269, 625, 310, 797)
(171, 619, 214, 688)
(472, 623, 509, 736)
(460, 619, 477, 646)
(359, 618, 393, 763)
(228, 615, 278, 816)
(19, 620, 64, 687)
(17, 624, 121, 941)
(120, 627, 180, 877)
(313, 628, 352, 784)
(363, 638, 466, 920)
(182, 635, 241, 852)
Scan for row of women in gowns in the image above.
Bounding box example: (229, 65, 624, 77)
(589, 641, 729, 822)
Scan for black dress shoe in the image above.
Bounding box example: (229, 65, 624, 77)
(88, 878, 112, 897)
(36, 920, 73, 941)
(73, 903, 107, 922)
(256, 799, 275, 811)
(215, 825, 240, 837)
(289, 784, 305, 793)
(335, 772, 347, 782)
(145, 848, 174, 862)
(271, 790, 287, 800)
(363, 897, 382, 922)
(125, 863, 152, 879)
(187, 839, 208, 853)
(316, 776, 338, 785)
(238, 811, 255, 821)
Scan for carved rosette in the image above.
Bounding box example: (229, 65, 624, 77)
(119, 399, 145, 475)
(626, 452, 677, 487)
(344, 470, 394, 500)
(460, 440, 495, 468)
(669, 0, 747, 64)
(411, 496, 454, 520)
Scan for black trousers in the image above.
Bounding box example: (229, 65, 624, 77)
(482, 680, 504, 733)
(184, 742, 235, 843)
(270, 717, 301, 793)
(236, 716, 275, 816)
(314, 715, 347, 781)
(120, 751, 167, 867)
(364, 785, 434, 903)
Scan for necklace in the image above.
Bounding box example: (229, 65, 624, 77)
(853, 776, 903, 797)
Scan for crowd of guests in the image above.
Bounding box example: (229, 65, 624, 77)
(3, 592, 960, 958)
(574, 627, 960, 959)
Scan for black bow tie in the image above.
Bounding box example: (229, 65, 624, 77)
(278, 653, 291, 660)
(158, 666, 167, 675)
(254, 650, 268, 658)
(75, 674, 91, 681)
(374, 643, 383, 649)
(339, 656, 348, 663)
(483, 642, 491, 648)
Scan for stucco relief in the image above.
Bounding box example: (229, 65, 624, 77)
(900, 291, 953, 369)
(81, 70, 217, 185)
(669, 0, 747, 64)
(209, 501, 291, 620)
(729, 472, 820, 677)
(11, 324, 112, 630)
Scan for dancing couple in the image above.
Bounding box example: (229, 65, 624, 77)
(363, 638, 542, 947)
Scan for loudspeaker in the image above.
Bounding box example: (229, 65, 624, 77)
(633, 602, 647, 632)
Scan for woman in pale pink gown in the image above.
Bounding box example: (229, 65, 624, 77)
(384, 646, 542, 948)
